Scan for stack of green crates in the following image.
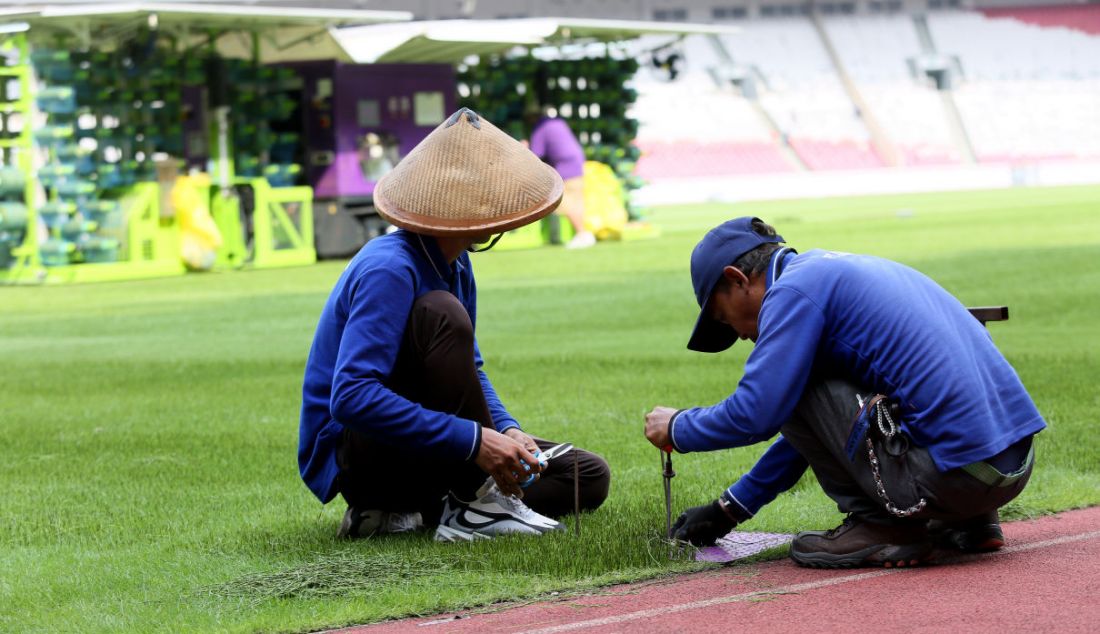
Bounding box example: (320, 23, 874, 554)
(0, 67, 20, 149)
(0, 166, 27, 269)
(32, 51, 121, 266)
(34, 42, 201, 266)
(227, 61, 301, 185)
(1, 36, 30, 269)
(457, 55, 644, 219)
(72, 48, 156, 190)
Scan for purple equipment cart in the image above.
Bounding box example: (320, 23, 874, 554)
(287, 61, 457, 258)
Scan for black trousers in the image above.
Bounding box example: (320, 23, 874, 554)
(337, 290, 611, 524)
(781, 379, 1033, 525)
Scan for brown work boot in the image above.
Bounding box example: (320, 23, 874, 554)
(790, 516, 932, 569)
(929, 510, 1004, 552)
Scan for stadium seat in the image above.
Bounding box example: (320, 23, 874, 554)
(627, 12, 1099, 181)
(980, 5, 1100, 38)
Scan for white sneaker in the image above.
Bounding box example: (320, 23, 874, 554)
(434, 479, 562, 541)
(565, 231, 597, 250)
(434, 524, 492, 542)
(338, 507, 423, 539)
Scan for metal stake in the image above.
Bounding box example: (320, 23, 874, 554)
(661, 448, 675, 540)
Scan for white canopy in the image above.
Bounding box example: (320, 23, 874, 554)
(335, 17, 740, 65)
(1, 3, 412, 62)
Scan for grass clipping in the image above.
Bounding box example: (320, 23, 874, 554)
(210, 552, 450, 604)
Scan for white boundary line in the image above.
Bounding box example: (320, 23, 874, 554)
(523, 530, 1100, 634)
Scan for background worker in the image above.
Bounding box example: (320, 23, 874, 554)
(644, 216, 1045, 568)
(299, 108, 610, 542)
(524, 102, 597, 249)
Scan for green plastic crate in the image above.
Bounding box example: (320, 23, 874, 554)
(0, 166, 24, 197)
(34, 124, 75, 142)
(78, 236, 119, 263)
(40, 238, 75, 266)
(0, 201, 27, 231)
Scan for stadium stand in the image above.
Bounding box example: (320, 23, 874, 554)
(787, 138, 884, 170)
(928, 10, 1100, 162)
(716, 19, 835, 91)
(631, 39, 797, 178)
(721, 20, 883, 169)
(949, 80, 1099, 162)
(980, 4, 1100, 37)
(633, 20, 888, 175)
(633, 8, 1100, 180)
(928, 10, 1100, 80)
(822, 15, 923, 84)
(822, 15, 963, 166)
(633, 140, 794, 178)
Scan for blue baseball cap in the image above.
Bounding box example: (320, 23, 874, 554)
(687, 216, 784, 352)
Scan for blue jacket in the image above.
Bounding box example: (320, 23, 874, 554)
(298, 231, 520, 503)
(669, 249, 1046, 516)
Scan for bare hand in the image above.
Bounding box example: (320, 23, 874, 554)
(504, 428, 542, 488)
(504, 427, 539, 454)
(645, 406, 678, 451)
(475, 428, 541, 497)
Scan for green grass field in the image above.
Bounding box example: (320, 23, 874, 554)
(3, 185, 1099, 633)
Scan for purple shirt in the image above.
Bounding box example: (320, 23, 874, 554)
(529, 117, 585, 180)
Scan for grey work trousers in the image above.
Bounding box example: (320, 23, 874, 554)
(780, 379, 1033, 525)
(337, 290, 611, 524)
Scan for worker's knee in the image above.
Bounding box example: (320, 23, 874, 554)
(409, 290, 473, 343)
(577, 450, 611, 512)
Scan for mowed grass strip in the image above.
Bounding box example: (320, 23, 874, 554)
(1, 185, 1098, 633)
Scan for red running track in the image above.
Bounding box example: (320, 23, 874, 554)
(341, 507, 1100, 634)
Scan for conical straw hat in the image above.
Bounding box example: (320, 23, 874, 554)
(374, 108, 564, 237)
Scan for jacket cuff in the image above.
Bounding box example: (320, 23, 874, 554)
(668, 409, 688, 453)
(465, 421, 483, 462)
(720, 489, 755, 522)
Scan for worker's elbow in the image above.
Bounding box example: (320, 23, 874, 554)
(328, 391, 353, 424)
(329, 378, 379, 425)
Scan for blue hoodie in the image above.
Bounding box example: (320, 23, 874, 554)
(669, 249, 1046, 516)
(298, 231, 519, 503)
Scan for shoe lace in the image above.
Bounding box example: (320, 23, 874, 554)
(485, 484, 537, 520)
(825, 516, 856, 538)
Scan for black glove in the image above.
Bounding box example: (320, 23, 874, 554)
(671, 500, 737, 546)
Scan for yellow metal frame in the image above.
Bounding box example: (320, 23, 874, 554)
(0, 33, 40, 279)
(493, 215, 575, 251)
(3, 182, 185, 284)
(211, 178, 315, 269)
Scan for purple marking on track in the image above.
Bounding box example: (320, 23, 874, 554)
(695, 531, 794, 563)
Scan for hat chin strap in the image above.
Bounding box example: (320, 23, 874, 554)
(467, 233, 504, 253)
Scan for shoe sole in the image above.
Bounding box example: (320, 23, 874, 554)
(933, 526, 1005, 553)
(337, 516, 354, 539)
(440, 486, 560, 537)
(434, 525, 491, 543)
(790, 543, 932, 569)
(446, 509, 558, 535)
(338, 511, 382, 540)
(969, 536, 1005, 552)
(338, 511, 421, 539)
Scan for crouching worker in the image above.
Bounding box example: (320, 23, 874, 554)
(644, 216, 1044, 568)
(299, 109, 610, 542)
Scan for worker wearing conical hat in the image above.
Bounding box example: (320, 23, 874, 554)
(299, 109, 610, 541)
